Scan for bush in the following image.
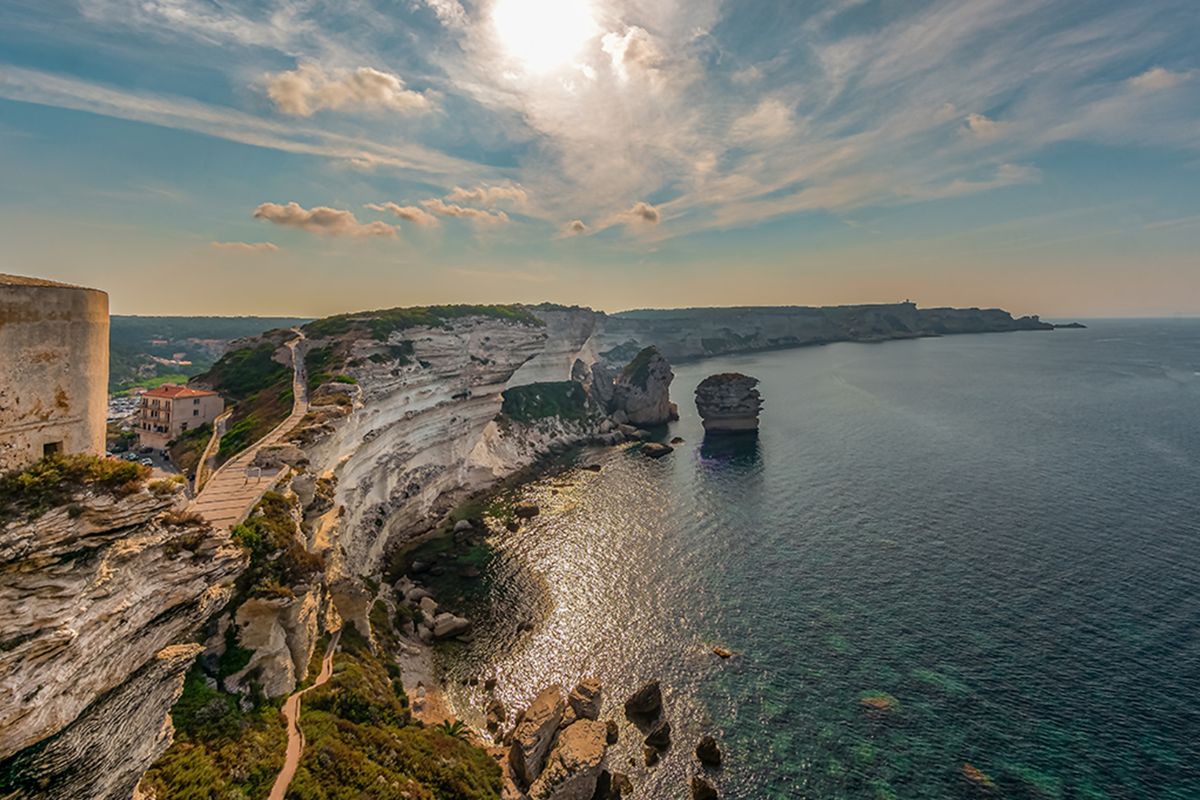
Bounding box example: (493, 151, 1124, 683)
(0, 454, 149, 520)
(500, 381, 588, 423)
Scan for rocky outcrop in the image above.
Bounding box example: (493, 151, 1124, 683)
(608, 347, 674, 427)
(223, 582, 326, 698)
(623, 681, 663, 717)
(509, 685, 566, 785)
(0, 486, 245, 790)
(565, 678, 602, 723)
(694, 374, 762, 433)
(528, 719, 608, 800)
(0, 644, 200, 800)
(696, 735, 722, 766)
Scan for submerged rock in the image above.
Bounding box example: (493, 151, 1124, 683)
(691, 774, 719, 799)
(624, 681, 663, 717)
(514, 502, 541, 519)
(640, 442, 674, 459)
(694, 373, 763, 433)
(696, 735, 723, 766)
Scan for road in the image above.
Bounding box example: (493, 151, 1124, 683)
(268, 629, 341, 800)
(187, 331, 308, 533)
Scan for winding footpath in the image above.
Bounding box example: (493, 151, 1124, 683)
(268, 629, 341, 800)
(187, 331, 308, 533)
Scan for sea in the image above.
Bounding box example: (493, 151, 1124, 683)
(424, 320, 1200, 799)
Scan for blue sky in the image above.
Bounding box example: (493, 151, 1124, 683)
(1, 0, 1198, 316)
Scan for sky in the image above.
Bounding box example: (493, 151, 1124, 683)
(0, 0, 1198, 318)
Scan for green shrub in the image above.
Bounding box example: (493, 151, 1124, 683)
(0, 454, 149, 520)
(500, 381, 588, 423)
(621, 346, 660, 389)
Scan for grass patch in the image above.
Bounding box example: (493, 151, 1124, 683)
(500, 381, 587, 423)
(230, 492, 324, 598)
(0, 454, 149, 521)
(620, 346, 660, 389)
(168, 423, 213, 475)
(304, 304, 543, 342)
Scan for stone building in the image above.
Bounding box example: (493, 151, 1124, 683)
(136, 385, 224, 449)
(0, 274, 109, 472)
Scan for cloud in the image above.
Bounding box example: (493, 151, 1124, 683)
(364, 202, 441, 227)
(211, 241, 279, 252)
(625, 201, 661, 225)
(731, 99, 794, 141)
(1129, 67, 1192, 91)
(265, 63, 432, 117)
(964, 112, 1008, 139)
(424, 0, 467, 28)
(253, 202, 397, 237)
(564, 219, 589, 236)
(601, 27, 667, 82)
(421, 199, 511, 225)
(444, 183, 528, 206)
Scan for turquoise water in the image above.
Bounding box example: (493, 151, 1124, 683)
(432, 321, 1200, 799)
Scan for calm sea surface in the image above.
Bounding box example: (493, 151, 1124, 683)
(430, 321, 1200, 799)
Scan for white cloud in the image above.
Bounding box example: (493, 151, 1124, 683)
(265, 63, 432, 117)
(1130, 67, 1192, 91)
(365, 202, 441, 227)
(445, 183, 528, 206)
(564, 219, 588, 236)
(964, 112, 1008, 139)
(731, 99, 794, 142)
(421, 199, 511, 224)
(253, 202, 397, 237)
(424, 0, 467, 28)
(601, 27, 667, 82)
(625, 201, 661, 225)
(211, 241, 279, 252)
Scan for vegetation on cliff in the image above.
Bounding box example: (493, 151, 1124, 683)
(620, 346, 660, 390)
(288, 622, 502, 800)
(500, 381, 588, 423)
(197, 334, 295, 464)
(230, 491, 323, 600)
(304, 304, 543, 341)
(0, 453, 149, 520)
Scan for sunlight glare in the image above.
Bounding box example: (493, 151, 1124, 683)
(491, 0, 598, 73)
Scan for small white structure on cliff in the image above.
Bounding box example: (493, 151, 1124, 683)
(0, 273, 109, 472)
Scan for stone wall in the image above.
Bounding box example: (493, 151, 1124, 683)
(0, 275, 109, 472)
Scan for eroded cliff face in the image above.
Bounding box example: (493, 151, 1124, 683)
(294, 310, 602, 580)
(0, 486, 245, 795)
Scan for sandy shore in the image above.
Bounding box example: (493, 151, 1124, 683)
(395, 637, 456, 725)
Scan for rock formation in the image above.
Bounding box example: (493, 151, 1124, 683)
(694, 374, 763, 433)
(608, 347, 675, 427)
(527, 719, 607, 800)
(0, 484, 245, 794)
(509, 685, 566, 785)
(505, 680, 615, 800)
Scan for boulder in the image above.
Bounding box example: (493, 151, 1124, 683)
(454, 519, 474, 532)
(640, 443, 673, 459)
(696, 735, 722, 766)
(691, 775, 719, 800)
(605, 720, 619, 744)
(486, 698, 507, 733)
(567, 677, 603, 722)
(418, 596, 439, 618)
(624, 681, 663, 716)
(514, 502, 541, 519)
(644, 719, 671, 750)
(643, 746, 659, 767)
(431, 613, 470, 639)
(610, 347, 675, 427)
(694, 374, 762, 433)
(509, 685, 566, 785)
(528, 719, 608, 800)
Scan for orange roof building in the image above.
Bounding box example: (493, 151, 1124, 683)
(136, 384, 224, 450)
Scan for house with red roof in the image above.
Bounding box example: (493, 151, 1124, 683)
(136, 385, 224, 450)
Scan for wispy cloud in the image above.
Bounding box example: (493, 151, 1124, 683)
(211, 240, 280, 252)
(253, 202, 397, 237)
(264, 64, 432, 117)
(444, 183, 528, 206)
(364, 202, 441, 227)
(421, 199, 511, 225)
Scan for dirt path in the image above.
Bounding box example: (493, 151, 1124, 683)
(188, 330, 308, 532)
(268, 629, 340, 800)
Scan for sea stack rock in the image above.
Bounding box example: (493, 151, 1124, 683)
(694, 374, 762, 433)
(610, 347, 675, 427)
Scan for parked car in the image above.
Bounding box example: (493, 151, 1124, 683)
(139, 458, 154, 467)
(121, 452, 140, 462)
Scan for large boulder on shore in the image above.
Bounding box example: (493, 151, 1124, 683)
(694, 373, 762, 433)
(567, 677, 603, 722)
(610, 347, 675, 427)
(528, 719, 609, 800)
(431, 612, 470, 639)
(510, 686, 566, 785)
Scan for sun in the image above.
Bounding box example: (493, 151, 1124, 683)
(491, 0, 598, 73)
